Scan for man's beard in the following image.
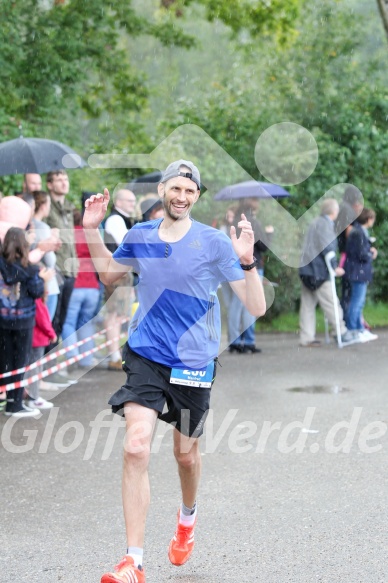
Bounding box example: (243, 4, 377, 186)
(163, 199, 191, 221)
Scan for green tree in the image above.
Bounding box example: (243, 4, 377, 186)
(159, 0, 302, 43)
(158, 0, 388, 315)
(0, 0, 304, 155)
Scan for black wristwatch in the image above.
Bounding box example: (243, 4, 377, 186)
(240, 258, 258, 271)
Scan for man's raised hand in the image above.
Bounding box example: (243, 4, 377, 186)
(230, 213, 255, 264)
(83, 188, 110, 230)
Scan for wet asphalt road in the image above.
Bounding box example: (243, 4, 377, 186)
(1, 331, 387, 583)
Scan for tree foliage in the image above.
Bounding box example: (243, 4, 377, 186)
(0, 0, 304, 195)
(159, 0, 302, 42)
(158, 0, 388, 313)
(0, 0, 303, 135)
(1, 0, 387, 314)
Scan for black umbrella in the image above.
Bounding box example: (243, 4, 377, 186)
(0, 137, 87, 176)
(214, 180, 291, 200)
(130, 170, 162, 194)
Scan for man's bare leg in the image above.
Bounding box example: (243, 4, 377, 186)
(122, 402, 158, 547)
(173, 428, 201, 508)
(168, 429, 201, 566)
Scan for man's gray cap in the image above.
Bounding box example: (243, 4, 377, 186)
(161, 160, 201, 190)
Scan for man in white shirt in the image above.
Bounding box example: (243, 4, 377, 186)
(104, 189, 138, 250)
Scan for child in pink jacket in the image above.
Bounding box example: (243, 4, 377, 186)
(25, 298, 57, 409)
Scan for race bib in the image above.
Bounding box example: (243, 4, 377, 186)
(170, 362, 215, 388)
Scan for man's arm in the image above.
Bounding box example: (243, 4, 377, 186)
(229, 214, 266, 317)
(229, 271, 266, 318)
(83, 189, 130, 285)
(319, 216, 338, 256)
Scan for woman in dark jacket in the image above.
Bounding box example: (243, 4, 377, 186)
(344, 208, 378, 341)
(0, 227, 51, 417)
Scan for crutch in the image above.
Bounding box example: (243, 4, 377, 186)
(325, 251, 343, 348)
(324, 315, 331, 344)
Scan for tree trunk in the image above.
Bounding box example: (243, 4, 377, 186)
(377, 0, 388, 37)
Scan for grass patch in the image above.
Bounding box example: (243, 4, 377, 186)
(363, 302, 388, 328)
(257, 302, 388, 333)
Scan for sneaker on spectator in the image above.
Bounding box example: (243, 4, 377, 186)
(108, 359, 123, 371)
(61, 365, 84, 381)
(4, 404, 40, 418)
(26, 397, 54, 410)
(101, 556, 145, 583)
(63, 362, 79, 374)
(359, 329, 378, 343)
(341, 330, 360, 345)
(44, 372, 75, 387)
(243, 344, 262, 354)
(300, 340, 322, 348)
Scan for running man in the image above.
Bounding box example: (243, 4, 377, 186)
(83, 160, 266, 583)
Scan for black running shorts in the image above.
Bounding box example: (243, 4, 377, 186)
(108, 343, 216, 437)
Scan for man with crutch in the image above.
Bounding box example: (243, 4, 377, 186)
(298, 198, 359, 348)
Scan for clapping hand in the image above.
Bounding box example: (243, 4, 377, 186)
(38, 232, 62, 253)
(38, 267, 55, 282)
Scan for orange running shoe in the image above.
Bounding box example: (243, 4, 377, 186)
(101, 556, 145, 583)
(168, 511, 197, 566)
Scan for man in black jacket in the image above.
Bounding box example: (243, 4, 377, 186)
(299, 199, 357, 347)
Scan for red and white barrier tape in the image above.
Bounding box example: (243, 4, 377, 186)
(0, 334, 126, 392)
(0, 317, 130, 381)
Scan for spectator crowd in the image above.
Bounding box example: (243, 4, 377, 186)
(0, 175, 379, 419)
(0, 171, 164, 417)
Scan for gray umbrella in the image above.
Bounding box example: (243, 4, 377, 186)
(0, 137, 87, 176)
(214, 180, 291, 200)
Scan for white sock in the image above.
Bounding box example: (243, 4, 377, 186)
(112, 351, 121, 361)
(179, 501, 197, 526)
(126, 546, 143, 568)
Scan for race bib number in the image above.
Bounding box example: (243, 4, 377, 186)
(170, 362, 215, 388)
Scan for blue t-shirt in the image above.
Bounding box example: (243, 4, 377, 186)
(113, 218, 244, 369)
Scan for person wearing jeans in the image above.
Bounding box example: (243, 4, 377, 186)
(346, 282, 368, 331)
(227, 267, 264, 352)
(344, 208, 378, 342)
(228, 198, 272, 353)
(62, 286, 100, 366)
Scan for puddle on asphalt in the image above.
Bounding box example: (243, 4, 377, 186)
(287, 385, 350, 394)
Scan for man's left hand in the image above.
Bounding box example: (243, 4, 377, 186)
(230, 213, 255, 264)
